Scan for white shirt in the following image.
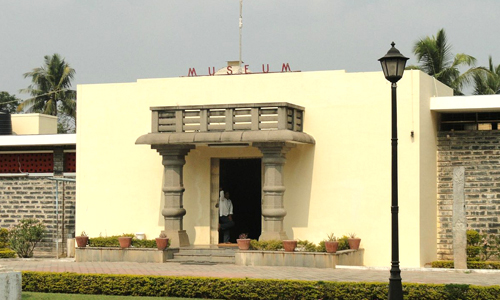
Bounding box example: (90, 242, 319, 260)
(219, 190, 233, 217)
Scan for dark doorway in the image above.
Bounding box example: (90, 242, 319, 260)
(219, 158, 261, 243)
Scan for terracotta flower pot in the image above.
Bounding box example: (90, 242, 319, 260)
(118, 237, 132, 248)
(155, 238, 169, 250)
(75, 236, 88, 248)
(236, 239, 251, 250)
(325, 241, 339, 253)
(283, 240, 297, 252)
(348, 238, 361, 250)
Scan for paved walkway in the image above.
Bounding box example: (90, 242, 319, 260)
(2, 258, 500, 286)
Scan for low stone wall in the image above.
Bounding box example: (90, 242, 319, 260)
(235, 249, 364, 268)
(75, 247, 178, 263)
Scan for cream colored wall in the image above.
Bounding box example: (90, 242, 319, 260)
(416, 73, 453, 265)
(11, 113, 57, 135)
(76, 70, 452, 267)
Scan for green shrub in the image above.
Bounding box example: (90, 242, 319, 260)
(431, 260, 500, 269)
(297, 240, 319, 252)
(467, 246, 482, 261)
(0, 248, 16, 258)
(249, 239, 283, 251)
(132, 239, 157, 248)
(465, 230, 499, 261)
(317, 240, 326, 252)
(88, 236, 120, 247)
(0, 228, 9, 248)
(467, 230, 481, 245)
(338, 235, 349, 250)
(21, 271, 500, 299)
(8, 218, 46, 258)
(480, 233, 500, 261)
(89, 235, 160, 249)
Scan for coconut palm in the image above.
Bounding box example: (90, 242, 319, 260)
(18, 54, 76, 119)
(473, 56, 500, 95)
(409, 28, 477, 95)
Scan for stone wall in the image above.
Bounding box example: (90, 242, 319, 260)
(437, 131, 500, 260)
(0, 176, 76, 257)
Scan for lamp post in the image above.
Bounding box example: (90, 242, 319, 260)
(378, 42, 409, 300)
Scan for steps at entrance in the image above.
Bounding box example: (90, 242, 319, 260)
(169, 246, 237, 264)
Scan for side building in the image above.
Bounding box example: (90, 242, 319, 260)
(0, 113, 76, 257)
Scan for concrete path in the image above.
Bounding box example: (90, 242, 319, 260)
(2, 258, 500, 287)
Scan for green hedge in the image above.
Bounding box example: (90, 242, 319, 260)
(0, 248, 16, 258)
(250, 237, 351, 253)
(88, 235, 157, 248)
(21, 271, 500, 299)
(431, 260, 500, 269)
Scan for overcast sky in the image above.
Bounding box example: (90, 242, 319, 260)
(1, 0, 499, 98)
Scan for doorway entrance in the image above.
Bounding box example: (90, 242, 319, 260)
(218, 158, 262, 243)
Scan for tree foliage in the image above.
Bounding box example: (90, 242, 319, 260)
(409, 28, 478, 95)
(473, 56, 500, 95)
(18, 53, 76, 125)
(8, 218, 46, 258)
(0, 91, 21, 113)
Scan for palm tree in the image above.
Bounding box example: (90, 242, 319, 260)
(409, 28, 477, 95)
(473, 56, 500, 95)
(18, 54, 76, 120)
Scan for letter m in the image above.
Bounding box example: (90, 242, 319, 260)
(188, 68, 197, 77)
(281, 63, 292, 72)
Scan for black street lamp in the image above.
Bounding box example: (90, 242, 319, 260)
(378, 42, 409, 300)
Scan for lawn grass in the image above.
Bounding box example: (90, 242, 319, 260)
(22, 292, 215, 300)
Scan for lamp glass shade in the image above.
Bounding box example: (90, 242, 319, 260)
(379, 43, 409, 83)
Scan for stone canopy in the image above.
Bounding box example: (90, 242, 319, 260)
(135, 102, 315, 247)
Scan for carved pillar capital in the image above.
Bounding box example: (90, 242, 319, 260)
(254, 142, 294, 157)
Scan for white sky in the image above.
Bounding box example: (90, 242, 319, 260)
(1, 0, 499, 98)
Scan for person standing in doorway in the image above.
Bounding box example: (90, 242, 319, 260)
(218, 189, 234, 243)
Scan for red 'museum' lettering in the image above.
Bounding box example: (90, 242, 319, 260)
(208, 67, 215, 76)
(281, 63, 291, 72)
(188, 68, 197, 77)
(262, 64, 269, 73)
(227, 66, 233, 75)
(245, 65, 249, 74)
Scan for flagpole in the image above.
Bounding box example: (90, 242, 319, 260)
(238, 0, 243, 74)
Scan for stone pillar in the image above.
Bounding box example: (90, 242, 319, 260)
(255, 142, 294, 241)
(0, 267, 21, 300)
(154, 145, 195, 248)
(53, 147, 64, 175)
(453, 166, 467, 269)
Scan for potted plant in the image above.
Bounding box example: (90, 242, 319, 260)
(236, 233, 251, 250)
(118, 234, 132, 248)
(75, 231, 88, 248)
(324, 233, 339, 253)
(348, 232, 361, 250)
(155, 232, 169, 250)
(282, 240, 297, 252)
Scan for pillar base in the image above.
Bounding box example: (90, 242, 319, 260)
(166, 230, 190, 248)
(259, 231, 288, 241)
